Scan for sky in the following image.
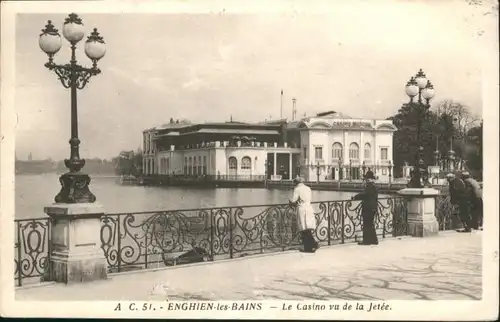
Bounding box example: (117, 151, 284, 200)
(13, 1, 494, 161)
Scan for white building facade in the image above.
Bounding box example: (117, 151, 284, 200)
(142, 112, 396, 182)
(286, 112, 396, 182)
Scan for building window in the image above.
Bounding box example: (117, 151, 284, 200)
(364, 143, 371, 160)
(382, 168, 387, 175)
(314, 146, 323, 160)
(198, 156, 202, 175)
(203, 156, 207, 175)
(166, 158, 169, 175)
(184, 157, 188, 175)
(303, 146, 308, 159)
(188, 157, 192, 175)
(332, 142, 343, 159)
(381, 147, 388, 160)
(349, 143, 359, 160)
(241, 156, 252, 170)
(228, 157, 238, 170)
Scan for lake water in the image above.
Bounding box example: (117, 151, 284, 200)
(15, 174, 363, 220)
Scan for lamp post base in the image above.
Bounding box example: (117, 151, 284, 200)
(54, 172, 96, 204)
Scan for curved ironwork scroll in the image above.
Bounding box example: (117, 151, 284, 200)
(98, 197, 408, 274)
(14, 218, 50, 286)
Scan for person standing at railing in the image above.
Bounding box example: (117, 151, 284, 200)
(462, 171, 483, 230)
(289, 175, 319, 253)
(352, 171, 379, 246)
(446, 172, 472, 232)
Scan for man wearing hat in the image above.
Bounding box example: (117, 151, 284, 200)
(352, 171, 379, 245)
(446, 172, 472, 232)
(289, 175, 319, 253)
(462, 171, 483, 230)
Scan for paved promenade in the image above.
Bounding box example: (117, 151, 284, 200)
(16, 231, 482, 301)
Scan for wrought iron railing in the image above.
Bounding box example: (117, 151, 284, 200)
(14, 217, 51, 287)
(14, 197, 408, 285)
(100, 197, 408, 274)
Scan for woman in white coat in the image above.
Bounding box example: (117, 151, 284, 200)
(289, 176, 319, 253)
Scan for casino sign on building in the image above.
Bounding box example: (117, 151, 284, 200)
(142, 111, 396, 183)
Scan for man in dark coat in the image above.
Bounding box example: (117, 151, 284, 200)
(446, 173, 472, 232)
(462, 171, 483, 230)
(352, 171, 379, 245)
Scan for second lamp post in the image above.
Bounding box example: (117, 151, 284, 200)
(404, 68, 435, 188)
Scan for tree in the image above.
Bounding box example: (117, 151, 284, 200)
(112, 149, 143, 177)
(389, 99, 482, 178)
(388, 103, 437, 176)
(464, 122, 483, 180)
(431, 100, 481, 169)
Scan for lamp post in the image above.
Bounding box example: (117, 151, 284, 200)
(39, 14, 106, 203)
(349, 159, 352, 182)
(338, 156, 343, 181)
(362, 161, 366, 177)
(296, 161, 301, 176)
(316, 162, 321, 184)
(405, 68, 435, 188)
(388, 160, 392, 184)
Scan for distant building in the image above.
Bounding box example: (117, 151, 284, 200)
(142, 111, 396, 182)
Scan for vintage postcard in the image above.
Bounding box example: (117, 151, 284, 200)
(1, 0, 498, 320)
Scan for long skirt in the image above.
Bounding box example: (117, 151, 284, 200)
(300, 229, 318, 252)
(361, 210, 378, 245)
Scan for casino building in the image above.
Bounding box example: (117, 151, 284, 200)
(142, 111, 396, 183)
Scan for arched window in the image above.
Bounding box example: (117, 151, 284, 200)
(228, 157, 238, 170)
(241, 156, 252, 170)
(364, 143, 371, 160)
(332, 143, 343, 159)
(349, 143, 360, 160)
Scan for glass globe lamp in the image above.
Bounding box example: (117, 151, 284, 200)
(405, 78, 419, 98)
(422, 81, 435, 100)
(415, 69, 428, 89)
(63, 13, 85, 43)
(85, 28, 106, 61)
(39, 20, 62, 55)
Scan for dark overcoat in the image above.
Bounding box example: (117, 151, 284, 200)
(353, 182, 379, 220)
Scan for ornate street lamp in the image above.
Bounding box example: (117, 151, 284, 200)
(405, 68, 435, 188)
(39, 14, 106, 203)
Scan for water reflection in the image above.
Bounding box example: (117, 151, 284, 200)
(15, 174, 363, 219)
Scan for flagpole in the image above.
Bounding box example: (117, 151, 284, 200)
(280, 89, 283, 120)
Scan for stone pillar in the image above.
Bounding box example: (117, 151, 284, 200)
(44, 203, 107, 284)
(397, 188, 439, 237)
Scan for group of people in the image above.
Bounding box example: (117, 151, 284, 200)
(289, 168, 483, 253)
(289, 169, 379, 253)
(446, 171, 483, 232)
